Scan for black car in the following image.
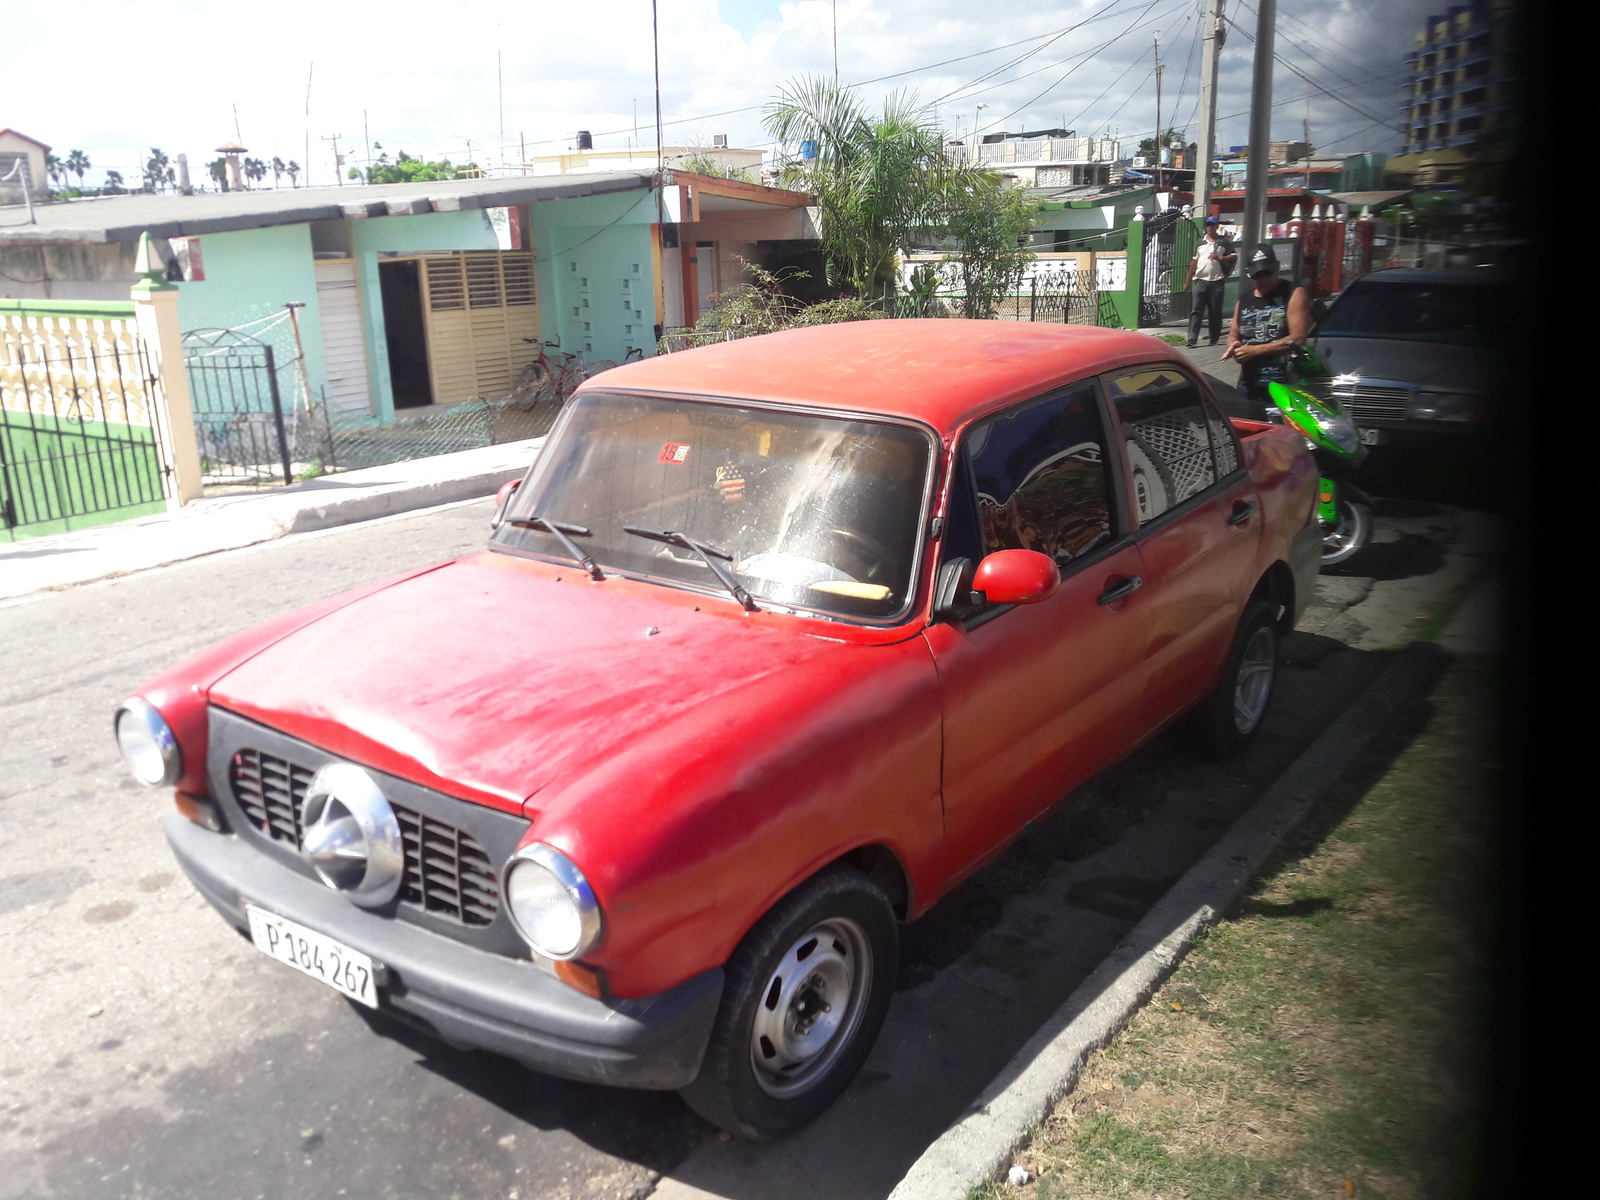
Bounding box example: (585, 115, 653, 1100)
(1308, 268, 1505, 445)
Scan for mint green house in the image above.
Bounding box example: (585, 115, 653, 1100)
(0, 172, 814, 424)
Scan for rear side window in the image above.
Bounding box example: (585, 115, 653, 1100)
(1107, 367, 1222, 524)
(965, 383, 1112, 567)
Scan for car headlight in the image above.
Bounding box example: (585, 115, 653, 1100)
(1410, 392, 1476, 422)
(503, 844, 603, 960)
(114, 698, 181, 787)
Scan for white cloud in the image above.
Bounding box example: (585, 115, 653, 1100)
(2, 0, 1438, 187)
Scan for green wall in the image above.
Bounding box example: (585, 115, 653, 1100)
(351, 210, 502, 421)
(174, 225, 326, 413)
(527, 190, 657, 367)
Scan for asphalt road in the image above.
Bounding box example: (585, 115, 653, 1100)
(0, 492, 1495, 1200)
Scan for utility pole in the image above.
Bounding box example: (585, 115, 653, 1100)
(1241, 0, 1276, 253)
(1152, 31, 1164, 194)
(1194, 0, 1226, 222)
(305, 62, 314, 188)
(498, 49, 505, 171)
(832, 0, 839, 85)
(322, 134, 344, 185)
(363, 110, 372, 185)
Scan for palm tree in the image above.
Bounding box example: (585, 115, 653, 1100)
(207, 158, 229, 190)
(66, 149, 91, 189)
(764, 77, 954, 304)
(103, 170, 125, 194)
(244, 157, 267, 188)
(286, 160, 301, 188)
(45, 153, 64, 188)
(270, 156, 286, 188)
(144, 148, 171, 193)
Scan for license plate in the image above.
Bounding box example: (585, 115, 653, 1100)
(246, 904, 378, 1008)
(1359, 428, 1384, 446)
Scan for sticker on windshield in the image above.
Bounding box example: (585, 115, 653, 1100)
(658, 442, 691, 465)
(715, 464, 745, 502)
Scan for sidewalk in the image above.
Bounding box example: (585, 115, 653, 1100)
(0, 438, 543, 603)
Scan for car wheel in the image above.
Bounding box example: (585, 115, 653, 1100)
(678, 867, 897, 1140)
(1320, 499, 1371, 568)
(1183, 598, 1278, 759)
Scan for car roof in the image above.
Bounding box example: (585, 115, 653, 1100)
(575, 319, 1178, 433)
(1346, 267, 1504, 287)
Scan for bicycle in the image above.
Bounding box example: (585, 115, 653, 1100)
(511, 339, 587, 408)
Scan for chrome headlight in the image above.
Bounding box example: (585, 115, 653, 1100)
(503, 844, 603, 960)
(1311, 409, 1361, 455)
(1410, 392, 1476, 422)
(114, 698, 181, 787)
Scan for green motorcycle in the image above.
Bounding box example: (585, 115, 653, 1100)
(1265, 348, 1373, 569)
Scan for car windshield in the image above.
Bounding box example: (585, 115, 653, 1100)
(1316, 281, 1498, 345)
(492, 391, 934, 621)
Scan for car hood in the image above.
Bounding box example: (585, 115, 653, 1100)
(1308, 335, 1501, 393)
(208, 555, 869, 813)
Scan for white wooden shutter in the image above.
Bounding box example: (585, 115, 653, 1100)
(314, 260, 372, 413)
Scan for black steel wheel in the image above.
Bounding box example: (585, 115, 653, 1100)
(678, 866, 897, 1140)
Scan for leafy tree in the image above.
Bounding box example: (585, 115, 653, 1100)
(286, 160, 301, 187)
(65, 149, 91, 189)
(366, 149, 463, 185)
(348, 166, 366, 183)
(270, 156, 286, 187)
(103, 170, 125, 194)
(207, 158, 229, 190)
(677, 151, 754, 183)
(244, 157, 266, 188)
(765, 77, 954, 304)
(1136, 128, 1185, 164)
(143, 148, 172, 193)
(936, 175, 1040, 319)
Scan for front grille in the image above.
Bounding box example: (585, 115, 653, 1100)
(229, 749, 500, 926)
(1330, 383, 1411, 423)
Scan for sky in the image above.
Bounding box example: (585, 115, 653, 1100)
(1, 0, 1443, 188)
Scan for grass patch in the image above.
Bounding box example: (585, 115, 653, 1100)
(2, 414, 165, 540)
(978, 662, 1491, 1200)
(1158, 333, 1189, 345)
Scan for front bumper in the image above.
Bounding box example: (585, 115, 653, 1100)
(166, 812, 722, 1090)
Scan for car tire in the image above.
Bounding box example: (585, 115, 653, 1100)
(1319, 499, 1371, 569)
(1183, 598, 1279, 759)
(678, 867, 897, 1140)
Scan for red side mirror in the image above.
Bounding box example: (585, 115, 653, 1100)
(972, 549, 1060, 606)
(492, 477, 522, 528)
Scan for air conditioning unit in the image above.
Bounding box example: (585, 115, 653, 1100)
(712, 134, 729, 148)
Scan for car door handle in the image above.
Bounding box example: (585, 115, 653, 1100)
(1228, 500, 1259, 526)
(1097, 575, 1142, 605)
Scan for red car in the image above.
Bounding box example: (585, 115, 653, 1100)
(115, 321, 1320, 1139)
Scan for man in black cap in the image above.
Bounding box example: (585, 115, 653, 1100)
(1223, 244, 1310, 418)
(1183, 215, 1235, 347)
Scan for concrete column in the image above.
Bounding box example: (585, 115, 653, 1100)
(130, 233, 203, 507)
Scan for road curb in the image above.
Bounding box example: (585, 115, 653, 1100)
(887, 640, 1446, 1200)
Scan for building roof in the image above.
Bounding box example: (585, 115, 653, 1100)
(0, 171, 658, 244)
(0, 128, 51, 152)
(578, 320, 1175, 432)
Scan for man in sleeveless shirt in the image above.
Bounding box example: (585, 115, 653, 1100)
(1223, 245, 1310, 419)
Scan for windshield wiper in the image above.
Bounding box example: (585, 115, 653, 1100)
(508, 514, 605, 581)
(622, 526, 758, 611)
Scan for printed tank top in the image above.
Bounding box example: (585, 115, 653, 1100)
(1236, 279, 1296, 386)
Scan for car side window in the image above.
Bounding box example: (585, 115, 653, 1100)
(1107, 367, 1221, 525)
(1201, 391, 1241, 476)
(964, 383, 1113, 568)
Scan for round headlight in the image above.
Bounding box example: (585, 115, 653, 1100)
(504, 844, 602, 960)
(114, 698, 181, 787)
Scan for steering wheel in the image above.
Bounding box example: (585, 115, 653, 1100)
(822, 527, 894, 583)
